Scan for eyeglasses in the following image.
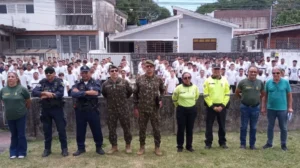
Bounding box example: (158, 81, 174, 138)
(110, 70, 118, 73)
(272, 72, 281, 75)
(45, 72, 54, 75)
(146, 65, 154, 68)
(183, 76, 191, 80)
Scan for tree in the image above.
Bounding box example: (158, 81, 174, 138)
(274, 9, 300, 26)
(116, 0, 171, 25)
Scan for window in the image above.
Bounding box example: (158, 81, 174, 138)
(0, 5, 7, 14)
(6, 4, 15, 13)
(17, 4, 26, 13)
(251, 40, 255, 50)
(147, 41, 173, 53)
(26, 4, 34, 13)
(193, 38, 217, 50)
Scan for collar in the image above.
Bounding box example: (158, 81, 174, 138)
(182, 82, 193, 87)
(211, 75, 222, 80)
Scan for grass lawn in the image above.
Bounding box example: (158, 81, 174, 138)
(1, 131, 300, 168)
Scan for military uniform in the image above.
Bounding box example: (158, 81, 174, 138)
(32, 76, 68, 154)
(102, 77, 133, 146)
(133, 74, 165, 147)
(71, 74, 104, 154)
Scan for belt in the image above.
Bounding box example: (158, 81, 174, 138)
(242, 102, 259, 107)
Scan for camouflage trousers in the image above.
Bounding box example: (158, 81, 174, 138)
(139, 111, 161, 147)
(107, 109, 132, 146)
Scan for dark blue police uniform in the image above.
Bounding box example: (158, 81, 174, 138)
(71, 66, 104, 156)
(32, 69, 68, 157)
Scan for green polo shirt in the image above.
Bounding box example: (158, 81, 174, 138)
(238, 78, 264, 106)
(265, 78, 291, 111)
(0, 85, 30, 120)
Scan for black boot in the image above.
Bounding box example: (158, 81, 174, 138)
(42, 149, 51, 157)
(61, 148, 69, 157)
(73, 149, 86, 156)
(96, 148, 105, 155)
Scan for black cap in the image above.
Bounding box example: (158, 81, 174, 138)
(80, 65, 90, 72)
(293, 60, 297, 62)
(44, 66, 55, 74)
(108, 65, 118, 71)
(212, 64, 221, 69)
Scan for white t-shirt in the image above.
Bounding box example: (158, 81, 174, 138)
(138, 68, 145, 76)
(257, 75, 266, 83)
(65, 73, 77, 88)
(257, 64, 268, 75)
(39, 73, 46, 80)
(176, 64, 185, 78)
(196, 76, 206, 93)
(289, 66, 299, 81)
(19, 74, 27, 88)
(30, 78, 40, 90)
(203, 68, 212, 78)
(2, 71, 8, 86)
(24, 70, 34, 82)
(226, 70, 237, 85)
(123, 66, 130, 73)
(100, 68, 108, 80)
(164, 77, 179, 94)
(0, 74, 3, 89)
(63, 79, 69, 97)
(92, 72, 100, 80)
(191, 71, 199, 85)
(236, 75, 246, 85)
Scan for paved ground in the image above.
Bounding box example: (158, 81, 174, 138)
(0, 131, 10, 153)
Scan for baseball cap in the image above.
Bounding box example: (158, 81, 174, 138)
(80, 65, 90, 72)
(44, 67, 55, 74)
(145, 60, 155, 66)
(212, 64, 221, 69)
(108, 65, 118, 71)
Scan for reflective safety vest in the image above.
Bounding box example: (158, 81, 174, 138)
(203, 76, 230, 107)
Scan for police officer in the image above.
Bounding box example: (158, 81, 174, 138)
(203, 63, 230, 149)
(102, 65, 133, 154)
(32, 66, 68, 157)
(71, 65, 105, 156)
(133, 60, 165, 156)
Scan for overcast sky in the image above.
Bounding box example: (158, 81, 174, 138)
(154, 0, 217, 12)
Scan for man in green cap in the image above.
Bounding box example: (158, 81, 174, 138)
(133, 60, 165, 156)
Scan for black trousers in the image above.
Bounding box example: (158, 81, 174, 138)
(176, 105, 197, 149)
(75, 109, 103, 150)
(41, 107, 68, 150)
(205, 107, 227, 146)
(289, 80, 298, 84)
(230, 85, 236, 93)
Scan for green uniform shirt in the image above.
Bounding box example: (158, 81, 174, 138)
(172, 84, 199, 107)
(238, 78, 264, 106)
(0, 85, 30, 120)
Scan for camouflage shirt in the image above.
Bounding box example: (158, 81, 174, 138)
(133, 74, 165, 113)
(102, 77, 133, 109)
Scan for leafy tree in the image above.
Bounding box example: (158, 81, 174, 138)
(274, 9, 300, 26)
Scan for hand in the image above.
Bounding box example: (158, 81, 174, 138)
(134, 108, 139, 118)
(72, 88, 79, 93)
(86, 90, 98, 96)
(43, 92, 54, 98)
(41, 95, 48, 99)
(159, 101, 163, 108)
(288, 108, 293, 113)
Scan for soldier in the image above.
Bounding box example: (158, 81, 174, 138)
(32, 67, 68, 157)
(102, 65, 133, 154)
(133, 60, 165, 156)
(71, 66, 105, 156)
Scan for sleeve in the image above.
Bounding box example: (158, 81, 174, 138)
(31, 80, 43, 97)
(222, 80, 230, 107)
(125, 80, 133, 98)
(22, 87, 30, 99)
(93, 81, 101, 96)
(133, 77, 140, 106)
(101, 82, 107, 98)
(164, 79, 168, 86)
(286, 80, 291, 93)
(71, 82, 86, 98)
(203, 79, 213, 107)
(172, 86, 179, 107)
(54, 80, 64, 98)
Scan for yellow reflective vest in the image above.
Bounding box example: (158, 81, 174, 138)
(203, 76, 230, 107)
(172, 84, 200, 107)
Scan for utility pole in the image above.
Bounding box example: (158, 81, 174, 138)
(268, 4, 273, 49)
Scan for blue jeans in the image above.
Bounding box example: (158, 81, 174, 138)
(7, 115, 27, 157)
(240, 104, 260, 146)
(267, 109, 288, 145)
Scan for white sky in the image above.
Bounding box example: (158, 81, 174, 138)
(154, 0, 217, 12)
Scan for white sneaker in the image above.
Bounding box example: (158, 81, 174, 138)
(10, 156, 17, 159)
(18, 156, 25, 159)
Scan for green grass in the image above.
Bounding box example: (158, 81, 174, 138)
(1, 132, 300, 168)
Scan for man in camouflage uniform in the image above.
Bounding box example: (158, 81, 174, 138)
(102, 65, 133, 154)
(133, 60, 165, 156)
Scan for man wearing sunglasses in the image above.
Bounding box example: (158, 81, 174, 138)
(71, 66, 105, 156)
(203, 63, 230, 149)
(102, 65, 133, 154)
(133, 60, 165, 156)
(261, 66, 293, 151)
(32, 67, 68, 157)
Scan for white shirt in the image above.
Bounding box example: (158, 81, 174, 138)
(226, 70, 237, 85)
(289, 66, 299, 81)
(24, 70, 34, 82)
(196, 76, 206, 93)
(162, 71, 171, 80)
(104, 62, 112, 71)
(65, 73, 77, 88)
(100, 68, 108, 80)
(257, 75, 266, 83)
(123, 66, 130, 73)
(176, 64, 185, 78)
(57, 66, 66, 75)
(39, 73, 46, 80)
(19, 74, 27, 88)
(164, 76, 179, 94)
(92, 72, 100, 80)
(138, 68, 145, 76)
(236, 75, 246, 85)
(30, 78, 40, 90)
(0, 74, 3, 89)
(257, 64, 268, 75)
(63, 79, 69, 97)
(203, 68, 212, 78)
(191, 71, 199, 85)
(278, 64, 289, 76)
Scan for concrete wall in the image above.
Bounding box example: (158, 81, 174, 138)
(263, 49, 300, 68)
(1, 91, 300, 139)
(179, 15, 233, 53)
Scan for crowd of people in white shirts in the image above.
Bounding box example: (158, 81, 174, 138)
(0, 56, 132, 97)
(136, 55, 300, 95)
